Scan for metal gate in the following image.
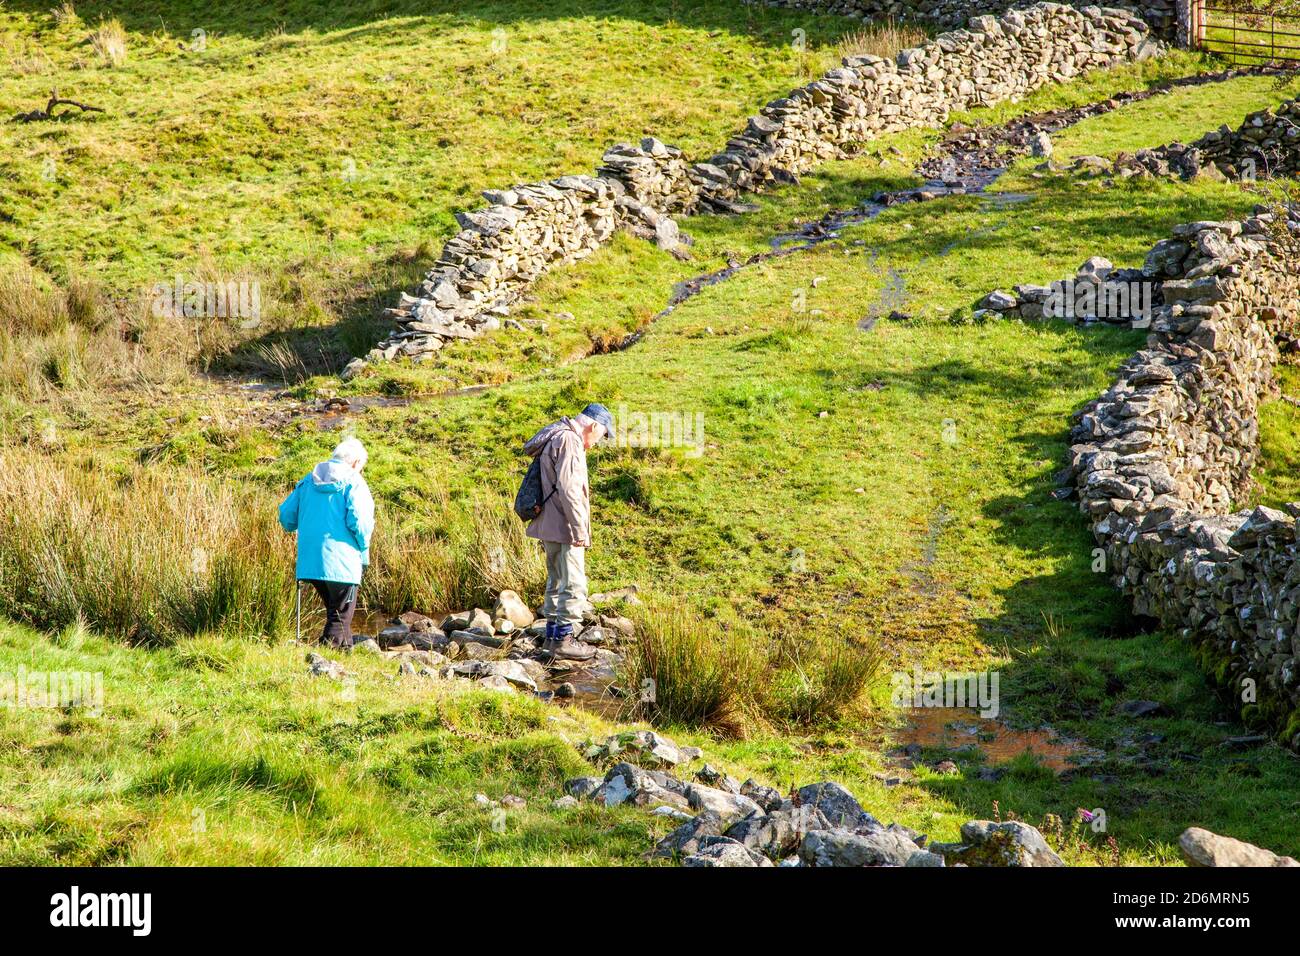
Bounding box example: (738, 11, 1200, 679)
(1192, 0, 1300, 64)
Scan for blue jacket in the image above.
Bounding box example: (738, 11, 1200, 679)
(278, 459, 375, 585)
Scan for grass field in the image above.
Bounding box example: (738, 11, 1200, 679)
(3, 2, 1300, 865)
(1, 0, 883, 377)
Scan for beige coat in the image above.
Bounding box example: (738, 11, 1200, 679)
(523, 418, 591, 546)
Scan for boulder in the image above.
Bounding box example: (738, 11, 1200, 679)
(681, 837, 773, 867)
(651, 810, 724, 859)
(726, 806, 830, 859)
(565, 776, 602, 799)
(1179, 828, 1299, 867)
(794, 782, 879, 831)
(685, 784, 762, 822)
(799, 827, 921, 867)
(600, 763, 690, 810)
(494, 590, 535, 628)
(740, 778, 784, 813)
(950, 820, 1064, 867)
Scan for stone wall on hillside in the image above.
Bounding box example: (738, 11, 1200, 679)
(1063, 207, 1300, 744)
(349, 2, 1161, 377)
(1110, 96, 1300, 181)
(689, 5, 1161, 205)
(750, 0, 1177, 40)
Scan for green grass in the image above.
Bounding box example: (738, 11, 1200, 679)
(1256, 364, 1300, 507)
(5, 2, 1300, 864)
(4, 611, 1299, 865)
(0, 0, 862, 322)
(0, 619, 666, 864)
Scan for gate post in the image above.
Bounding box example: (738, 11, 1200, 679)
(1177, 0, 1206, 50)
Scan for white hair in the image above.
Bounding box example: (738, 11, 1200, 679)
(331, 437, 368, 469)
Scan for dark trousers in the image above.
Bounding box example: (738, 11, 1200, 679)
(307, 580, 358, 648)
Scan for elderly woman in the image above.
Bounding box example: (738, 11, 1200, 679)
(278, 437, 375, 649)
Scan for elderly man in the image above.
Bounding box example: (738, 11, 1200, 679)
(278, 437, 375, 649)
(521, 403, 613, 661)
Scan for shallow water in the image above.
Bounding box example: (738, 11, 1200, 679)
(347, 607, 626, 717)
(899, 706, 1102, 774)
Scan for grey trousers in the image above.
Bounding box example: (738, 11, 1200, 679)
(542, 541, 588, 629)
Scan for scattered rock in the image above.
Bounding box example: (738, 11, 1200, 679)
(682, 837, 773, 867)
(1179, 827, 1299, 867)
(799, 827, 920, 867)
(947, 820, 1064, 867)
(582, 730, 699, 768)
(306, 652, 347, 680)
(1117, 700, 1168, 718)
(494, 590, 535, 629)
(794, 781, 880, 831)
(651, 810, 724, 859)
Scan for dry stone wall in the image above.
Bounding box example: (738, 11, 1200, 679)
(750, 0, 1177, 40)
(692, 5, 1160, 204)
(1108, 96, 1300, 181)
(349, 3, 1161, 377)
(1063, 207, 1300, 744)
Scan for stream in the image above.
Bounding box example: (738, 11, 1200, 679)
(224, 65, 1282, 725)
(647, 63, 1284, 326)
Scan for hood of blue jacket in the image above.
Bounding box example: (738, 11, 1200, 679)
(309, 458, 358, 493)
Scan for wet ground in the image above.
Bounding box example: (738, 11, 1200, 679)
(897, 706, 1103, 774)
(345, 607, 625, 717)
(654, 63, 1281, 323)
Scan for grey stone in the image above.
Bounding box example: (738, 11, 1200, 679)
(1180, 827, 1299, 867)
(952, 820, 1064, 867)
(794, 782, 879, 831)
(681, 838, 773, 867)
(799, 827, 920, 867)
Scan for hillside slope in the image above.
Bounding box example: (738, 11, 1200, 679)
(2, 3, 1300, 864)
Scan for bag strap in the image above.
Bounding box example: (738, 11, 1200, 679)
(537, 433, 564, 511)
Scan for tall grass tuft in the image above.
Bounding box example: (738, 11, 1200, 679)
(0, 261, 189, 398)
(836, 18, 928, 60)
(51, 3, 80, 28)
(90, 18, 127, 67)
(0, 452, 294, 644)
(621, 598, 883, 734)
(764, 635, 883, 726)
(622, 601, 761, 737)
(462, 495, 546, 606)
(359, 519, 468, 617)
(359, 493, 545, 616)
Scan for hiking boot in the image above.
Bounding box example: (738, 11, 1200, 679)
(541, 637, 597, 662)
(541, 622, 596, 662)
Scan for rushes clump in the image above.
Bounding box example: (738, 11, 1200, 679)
(622, 599, 883, 734)
(623, 600, 761, 737)
(91, 18, 127, 67)
(764, 634, 883, 726)
(0, 452, 294, 644)
(836, 18, 928, 60)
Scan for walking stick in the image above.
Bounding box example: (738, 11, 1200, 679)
(295, 580, 302, 643)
